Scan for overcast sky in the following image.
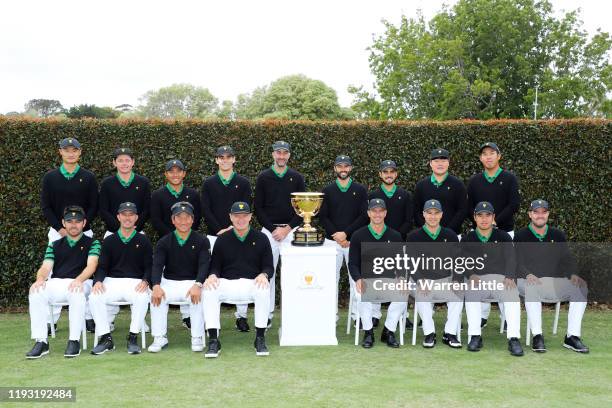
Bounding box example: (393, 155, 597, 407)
(1, 0, 610, 114)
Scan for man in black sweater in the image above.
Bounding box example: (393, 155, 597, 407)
(89, 202, 153, 355)
(462, 201, 523, 356)
(99, 148, 151, 237)
(27, 206, 101, 359)
(150, 159, 201, 327)
(348, 199, 405, 349)
(148, 202, 210, 353)
(201, 146, 252, 332)
(514, 199, 588, 353)
(254, 141, 305, 324)
(467, 142, 520, 326)
(319, 155, 368, 321)
(407, 199, 463, 349)
(203, 202, 273, 358)
(413, 148, 467, 235)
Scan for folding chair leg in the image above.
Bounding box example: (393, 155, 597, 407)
(82, 320, 87, 350)
(346, 292, 353, 335)
(354, 310, 360, 346)
(141, 318, 147, 349)
(456, 307, 462, 344)
(526, 316, 531, 346)
(553, 302, 560, 335)
(49, 305, 56, 338)
(499, 306, 505, 334)
(399, 305, 406, 346)
(411, 302, 418, 346)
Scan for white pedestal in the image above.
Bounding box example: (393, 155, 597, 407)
(278, 240, 338, 346)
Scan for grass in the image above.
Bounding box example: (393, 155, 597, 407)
(1, 307, 611, 407)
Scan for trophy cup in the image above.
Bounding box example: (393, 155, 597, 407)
(291, 192, 325, 246)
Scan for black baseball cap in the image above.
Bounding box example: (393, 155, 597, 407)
(379, 160, 397, 171)
(368, 198, 386, 210)
(529, 199, 550, 211)
(431, 148, 450, 160)
(474, 201, 495, 214)
(63, 205, 85, 221)
(423, 199, 443, 212)
(165, 159, 185, 171)
(117, 202, 138, 214)
(272, 141, 291, 152)
(171, 201, 194, 217)
(335, 155, 352, 166)
(113, 147, 134, 159)
(230, 201, 251, 214)
(216, 145, 235, 156)
(479, 142, 500, 154)
(59, 137, 81, 149)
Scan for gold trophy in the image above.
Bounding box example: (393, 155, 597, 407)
(291, 192, 325, 246)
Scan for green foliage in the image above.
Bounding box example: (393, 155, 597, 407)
(137, 83, 219, 119)
(23, 99, 64, 118)
(66, 104, 121, 119)
(0, 117, 610, 307)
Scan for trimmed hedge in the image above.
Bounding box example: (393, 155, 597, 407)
(1, 118, 610, 307)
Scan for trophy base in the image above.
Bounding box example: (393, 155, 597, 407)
(292, 230, 325, 246)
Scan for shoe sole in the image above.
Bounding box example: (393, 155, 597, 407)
(255, 351, 269, 356)
(510, 351, 525, 357)
(443, 340, 462, 348)
(127, 349, 141, 354)
(26, 350, 49, 359)
(532, 347, 547, 353)
(64, 351, 81, 358)
(386, 343, 400, 348)
(147, 344, 168, 353)
(91, 346, 115, 355)
(204, 351, 220, 358)
(192, 347, 204, 352)
(422, 343, 435, 348)
(563, 343, 589, 353)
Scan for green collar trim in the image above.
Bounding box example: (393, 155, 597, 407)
(483, 168, 503, 183)
(368, 224, 387, 240)
(233, 227, 251, 242)
(60, 164, 80, 180)
(173, 229, 192, 246)
(166, 182, 184, 198)
(475, 229, 492, 243)
(423, 225, 441, 240)
(528, 223, 549, 241)
(218, 170, 236, 186)
(66, 234, 83, 247)
(336, 178, 353, 193)
(380, 183, 397, 198)
(430, 172, 448, 187)
(116, 171, 135, 188)
(118, 229, 137, 244)
(271, 165, 288, 178)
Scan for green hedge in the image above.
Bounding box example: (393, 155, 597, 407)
(1, 118, 610, 307)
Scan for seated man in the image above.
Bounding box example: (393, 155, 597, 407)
(515, 199, 588, 353)
(148, 202, 210, 353)
(203, 201, 273, 358)
(407, 199, 462, 349)
(89, 202, 153, 355)
(27, 206, 100, 359)
(462, 201, 523, 356)
(348, 198, 406, 349)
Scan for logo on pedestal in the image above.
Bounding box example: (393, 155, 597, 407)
(299, 270, 322, 289)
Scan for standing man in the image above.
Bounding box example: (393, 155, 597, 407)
(348, 199, 405, 349)
(89, 202, 152, 355)
(201, 145, 252, 332)
(150, 159, 201, 328)
(148, 202, 209, 353)
(467, 142, 520, 327)
(413, 149, 468, 235)
(514, 199, 589, 353)
(319, 155, 368, 322)
(254, 141, 305, 325)
(26, 206, 100, 359)
(462, 202, 523, 356)
(406, 199, 462, 349)
(99, 147, 151, 238)
(203, 202, 273, 358)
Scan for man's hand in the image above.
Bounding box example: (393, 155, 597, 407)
(469, 274, 481, 285)
(68, 279, 83, 293)
(339, 239, 350, 248)
(30, 279, 46, 293)
(417, 280, 431, 296)
(92, 281, 105, 295)
(526, 274, 541, 286)
(58, 228, 68, 237)
(151, 285, 165, 307)
(570, 274, 587, 288)
(504, 278, 517, 289)
(255, 273, 270, 289)
(332, 231, 347, 244)
(204, 274, 219, 290)
(355, 279, 365, 295)
(135, 280, 149, 293)
(272, 226, 291, 241)
(187, 284, 202, 304)
(217, 226, 233, 235)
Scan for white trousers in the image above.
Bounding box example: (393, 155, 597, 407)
(325, 239, 363, 319)
(207, 235, 248, 319)
(355, 291, 405, 332)
(89, 277, 150, 335)
(518, 277, 587, 337)
(465, 274, 521, 339)
(479, 231, 513, 320)
(203, 278, 270, 330)
(150, 278, 204, 338)
(29, 278, 90, 341)
(262, 227, 295, 318)
(415, 278, 463, 336)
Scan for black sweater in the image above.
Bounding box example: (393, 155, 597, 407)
(201, 173, 252, 235)
(319, 180, 369, 240)
(413, 174, 467, 234)
(151, 231, 210, 285)
(99, 173, 151, 232)
(461, 228, 516, 279)
(254, 167, 305, 231)
(208, 229, 274, 280)
(94, 232, 153, 283)
(368, 185, 413, 237)
(513, 226, 576, 278)
(466, 170, 520, 232)
(406, 226, 460, 281)
(150, 185, 202, 236)
(44, 235, 101, 279)
(348, 225, 402, 281)
(41, 167, 98, 231)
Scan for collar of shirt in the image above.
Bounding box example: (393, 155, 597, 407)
(367, 223, 387, 240)
(336, 177, 353, 193)
(66, 233, 84, 247)
(233, 226, 251, 242)
(218, 170, 236, 186)
(528, 223, 549, 241)
(116, 171, 135, 188)
(118, 229, 137, 244)
(483, 168, 503, 183)
(166, 182, 184, 198)
(475, 228, 492, 243)
(270, 165, 288, 178)
(430, 172, 448, 187)
(173, 229, 192, 246)
(60, 164, 80, 180)
(422, 225, 441, 240)
(380, 183, 397, 198)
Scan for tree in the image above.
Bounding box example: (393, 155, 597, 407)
(66, 104, 120, 119)
(137, 84, 218, 119)
(216, 100, 234, 120)
(351, 0, 611, 119)
(234, 75, 354, 120)
(23, 99, 64, 117)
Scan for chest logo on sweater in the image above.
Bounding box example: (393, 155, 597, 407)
(398, 196, 402, 200)
(79, 179, 83, 183)
(192, 245, 195, 249)
(80, 247, 84, 251)
(235, 185, 238, 189)
(136, 186, 139, 190)
(448, 186, 451, 190)
(186, 195, 189, 199)
(136, 244, 140, 248)
(499, 181, 503, 185)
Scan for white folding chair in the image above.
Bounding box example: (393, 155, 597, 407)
(525, 301, 561, 346)
(48, 302, 87, 350)
(93, 301, 147, 349)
